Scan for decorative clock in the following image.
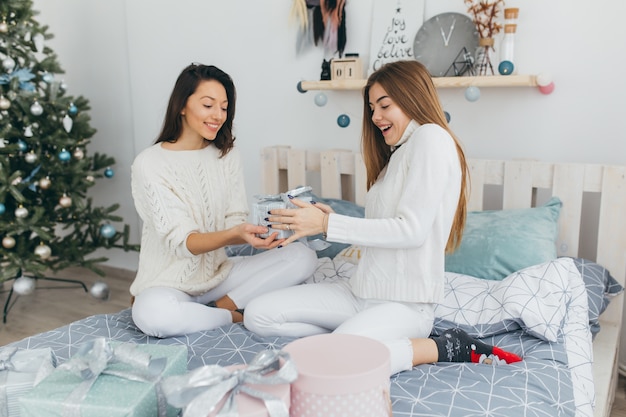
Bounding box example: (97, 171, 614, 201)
(413, 12, 479, 77)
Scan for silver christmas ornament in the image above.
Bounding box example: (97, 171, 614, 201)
(89, 281, 110, 301)
(13, 276, 36, 296)
(0, 21, 8, 34)
(30, 101, 43, 116)
(39, 176, 52, 189)
(32, 33, 44, 52)
(86, 175, 95, 182)
(24, 125, 33, 137)
(0, 96, 10, 110)
(2, 236, 16, 249)
(73, 148, 84, 160)
(25, 151, 38, 163)
(34, 243, 52, 259)
(14, 205, 28, 218)
(59, 194, 72, 208)
(62, 114, 73, 133)
(2, 56, 15, 71)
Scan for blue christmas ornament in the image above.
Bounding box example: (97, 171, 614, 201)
(104, 167, 114, 178)
(498, 60, 514, 76)
(0, 203, 5, 215)
(296, 81, 306, 94)
(464, 86, 481, 102)
(314, 92, 328, 107)
(42, 73, 54, 83)
(337, 114, 350, 128)
(17, 139, 27, 152)
(68, 103, 78, 116)
(58, 149, 71, 162)
(100, 224, 116, 239)
(444, 111, 451, 123)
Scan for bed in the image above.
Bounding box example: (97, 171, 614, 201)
(4, 145, 626, 417)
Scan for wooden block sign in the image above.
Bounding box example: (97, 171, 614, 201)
(331, 56, 363, 80)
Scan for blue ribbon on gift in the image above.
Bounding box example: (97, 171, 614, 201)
(161, 350, 297, 417)
(0, 68, 36, 92)
(57, 338, 169, 417)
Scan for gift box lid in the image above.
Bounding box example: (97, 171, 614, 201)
(283, 334, 390, 395)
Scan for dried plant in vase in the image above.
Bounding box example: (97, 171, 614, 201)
(464, 0, 505, 75)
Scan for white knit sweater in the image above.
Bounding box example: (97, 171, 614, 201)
(129, 143, 248, 296)
(326, 122, 462, 304)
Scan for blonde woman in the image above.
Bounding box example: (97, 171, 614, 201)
(245, 60, 521, 374)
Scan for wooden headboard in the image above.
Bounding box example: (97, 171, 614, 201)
(261, 145, 626, 417)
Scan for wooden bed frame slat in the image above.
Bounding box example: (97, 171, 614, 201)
(261, 146, 626, 417)
(552, 164, 585, 257)
(502, 161, 534, 209)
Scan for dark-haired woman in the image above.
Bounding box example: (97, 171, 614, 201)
(130, 64, 317, 338)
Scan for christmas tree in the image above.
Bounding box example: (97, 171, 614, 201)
(0, 0, 138, 284)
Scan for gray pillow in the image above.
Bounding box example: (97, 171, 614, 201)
(567, 257, 624, 338)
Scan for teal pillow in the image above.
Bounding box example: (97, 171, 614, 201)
(445, 197, 562, 280)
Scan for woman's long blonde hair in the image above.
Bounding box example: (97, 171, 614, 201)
(361, 60, 469, 252)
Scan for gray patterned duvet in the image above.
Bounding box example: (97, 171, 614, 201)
(7, 257, 594, 416)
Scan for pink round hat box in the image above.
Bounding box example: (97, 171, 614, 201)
(283, 333, 391, 417)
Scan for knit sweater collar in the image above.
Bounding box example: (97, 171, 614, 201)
(391, 120, 419, 151)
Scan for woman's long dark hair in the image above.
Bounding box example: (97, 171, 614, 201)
(155, 63, 237, 157)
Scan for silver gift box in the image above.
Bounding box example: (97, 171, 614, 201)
(252, 186, 312, 238)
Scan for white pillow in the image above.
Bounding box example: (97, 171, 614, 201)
(433, 257, 581, 342)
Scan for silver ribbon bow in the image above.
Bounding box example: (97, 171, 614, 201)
(0, 347, 19, 417)
(161, 350, 297, 417)
(254, 185, 312, 203)
(0, 347, 18, 372)
(58, 338, 168, 417)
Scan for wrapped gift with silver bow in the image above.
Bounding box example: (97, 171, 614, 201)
(0, 346, 56, 417)
(19, 338, 187, 417)
(252, 186, 313, 239)
(161, 350, 297, 417)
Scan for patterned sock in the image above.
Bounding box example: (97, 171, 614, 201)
(431, 328, 522, 365)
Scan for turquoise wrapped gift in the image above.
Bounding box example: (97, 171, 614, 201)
(0, 346, 57, 417)
(19, 339, 187, 417)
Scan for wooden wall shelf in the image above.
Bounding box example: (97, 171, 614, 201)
(299, 74, 538, 91)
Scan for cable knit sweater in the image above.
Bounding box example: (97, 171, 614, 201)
(129, 143, 248, 296)
(325, 122, 462, 304)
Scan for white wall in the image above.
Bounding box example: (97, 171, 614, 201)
(32, 0, 626, 273)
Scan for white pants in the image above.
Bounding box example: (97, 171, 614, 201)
(244, 279, 435, 375)
(132, 242, 318, 338)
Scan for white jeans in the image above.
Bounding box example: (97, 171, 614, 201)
(244, 279, 435, 375)
(132, 242, 318, 338)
